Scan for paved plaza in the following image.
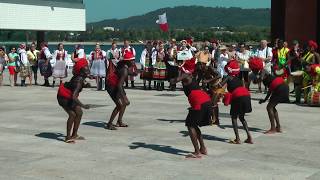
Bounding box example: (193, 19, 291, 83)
(0, 74, 319, 180)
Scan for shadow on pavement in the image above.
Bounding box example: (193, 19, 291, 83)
(179, 131, 228, 143)
(217, 125, 265, 133)
(157, 119, 185, 123)
(35, 132, 65, 142)
(82, 121, 105, 128)
(129, 142, 190, 156)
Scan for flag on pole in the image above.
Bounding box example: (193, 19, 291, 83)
(156, 13, 169, 32)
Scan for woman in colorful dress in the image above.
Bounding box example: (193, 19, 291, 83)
(89, 43, 107, 91)
(0, 47, 8, 86)
(38, 42, 53, 87)
(171, 58, 213, 159)
(152, 42, 167, 91)
(166, 39, 179, 91)
(222, 60, 253, 144)
(71, 44, 86, 63)
(140, 41, 154, 90)
(18, 43, 32, 86)
(52, 43, 68, 87)
(57, 59, 90, 143)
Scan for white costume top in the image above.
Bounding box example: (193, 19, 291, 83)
(236, 50, 250, 71)
(107, 48, 121, 65)
(51, 50, 68, 66)
(140, 49, 155, 68)
(217, 53, 229, 77)
(18, 48, 29, 66)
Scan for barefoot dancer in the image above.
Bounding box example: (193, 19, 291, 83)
(259, 74, 289, 134)
(105, 60, 132, 130)
(171, 59, 213, 159)
(222, 60, 253, 144)
(249, 58, 289, 134)
(57, 59, 90, 143)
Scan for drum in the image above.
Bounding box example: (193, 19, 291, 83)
(291, 71, 304, 84)
(211, 87, 225, 105)
(307, 91, 320, 106)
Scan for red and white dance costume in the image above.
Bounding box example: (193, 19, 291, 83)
(52, 49, 68, 86)
(121, 46, 137, 87)
(72, 46, 86, 63)
(181, 59, 213, 127)
(89, 47, 107, 90)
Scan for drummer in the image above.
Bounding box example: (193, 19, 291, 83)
(288, 40, 303, 103)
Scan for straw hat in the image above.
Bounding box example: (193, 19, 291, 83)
(219, 45, 227, 50)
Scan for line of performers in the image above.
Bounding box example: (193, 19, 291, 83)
(55, 40, 319, 159)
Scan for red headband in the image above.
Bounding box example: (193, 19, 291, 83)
(73, 59, 88, 75)
(224, 59, 240, 76)
(249, 57, 264, 72)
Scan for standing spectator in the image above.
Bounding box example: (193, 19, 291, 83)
(8, 47, 19, 86)
(217, 45, 229, 78)
(0, 47, 8, 86)
(140, 41, 154, 90)
(18, 43, 32, 86)
(210, 39, 220, 67)
(121, 40, 137, 88)
(106, 41, 121, 66)
(274, 40, 290, 80)
(89, 43, 107, 91)
(228, 44, 237, 59)
(71, 44, 86, 63)
(254, 40, 273, 92)
(27, 43, 40, 85)
(288, 40, 303, 102)
(38, 42, 53, 87)
(52, 43, 68, 87)
(236, 43, 250, 88)
(152, 42, 167, 91)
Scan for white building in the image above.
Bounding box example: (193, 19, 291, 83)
(0, 0, 86, 31)
(103, 27, 115, 31)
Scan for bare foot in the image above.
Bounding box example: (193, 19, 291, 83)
(276, 127, 282, 133)
(115, 122, 128, 128)
(229, 139, 241, 144)
(105, 123, 117, 130)
(186, 152, 202, 159)
(65, 137, 75, 144)
(200, 148, 208, 155)
(264, 129, 277, 134)
(244, 138, 253, 144)
(72, 135, 85, 140)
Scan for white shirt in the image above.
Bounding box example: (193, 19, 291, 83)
(217, 53, 229, 77)
(256, 47, 273, 61)
(236, 50, 250, 71)
(89, 50, 107, 61)
(255, 47, 273, 72)
(107, 48, 121, 65)
(52, 50, 68, 66)
(18, 48, 29, 66)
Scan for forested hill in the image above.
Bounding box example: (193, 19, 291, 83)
(89, 6, 271, 29)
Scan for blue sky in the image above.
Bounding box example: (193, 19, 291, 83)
(84, 0, 271, 22)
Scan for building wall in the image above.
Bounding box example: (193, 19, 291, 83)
(0, 2, 86, 31)
(272, 0, 319, 44)
(285, 0, 318, 43)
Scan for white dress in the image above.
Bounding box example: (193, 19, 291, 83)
(89, 50, 106, 77)
(52, 50, 68, 78)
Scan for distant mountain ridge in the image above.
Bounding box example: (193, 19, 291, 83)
(89, 6, 271, 29)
